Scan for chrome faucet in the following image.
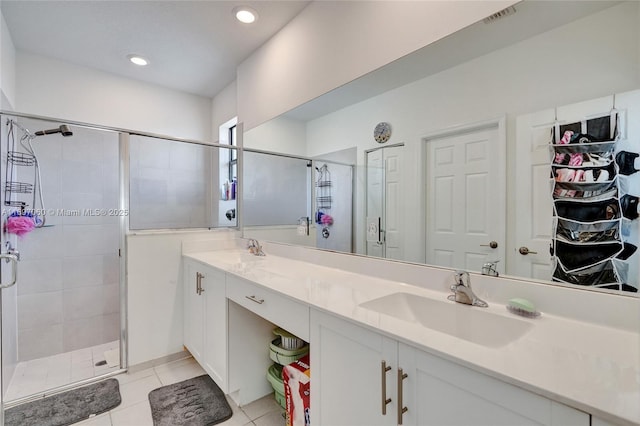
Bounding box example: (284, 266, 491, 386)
(481, 260, 499, 277)
(247, 238, 265, 256)
(448, 270, 488, 307)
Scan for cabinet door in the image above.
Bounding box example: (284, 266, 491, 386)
(202, 266, 227, 392)
(399, 343, 589, 426)
(310, 309, 397, 426)
(183, 259, 204, 362)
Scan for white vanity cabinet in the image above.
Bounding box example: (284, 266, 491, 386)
(399, 344, 589, 426)
(311, 309, 590, 426)
(183, 258, 228, 392)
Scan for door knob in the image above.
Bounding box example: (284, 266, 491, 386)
(519, 246, 537, 255)
(480, 241, 498, 249)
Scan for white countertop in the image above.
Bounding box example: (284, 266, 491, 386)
(185, 249, 640, 425)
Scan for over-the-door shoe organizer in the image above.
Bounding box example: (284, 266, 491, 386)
(550, 112, 638, 292)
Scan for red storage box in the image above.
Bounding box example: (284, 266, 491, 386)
(283, 354, 310, 426)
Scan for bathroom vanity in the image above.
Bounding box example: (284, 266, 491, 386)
(182, 241, 639, 426)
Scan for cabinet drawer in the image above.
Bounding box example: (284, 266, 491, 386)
(227, 275, 310, 341)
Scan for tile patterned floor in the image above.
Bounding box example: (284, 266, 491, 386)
(74, 357, 285, 426)
(6, 341, 121, 401)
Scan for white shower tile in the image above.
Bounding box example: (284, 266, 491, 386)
(18, 292, 63, 330)
(102, 224, 120, 253)
(18, 258, 63, 295)
(63, 225, 107, 256)
(61, 161, 102, 194)
(102, 313, 121, 343)
(63, 255, 104, 288)
(71, 347, 93, 363)
(18, 324, 63, 361)
(138, 138, 170, 169)
(102, 284, 120, 315)
(103, 254, 120, 284)
(18, 225, 63, 260)
(63, 286, 103, 321)
(63, 316, 105, 352)
(62, 192, 104, 225)
(62, 137, 104, 165)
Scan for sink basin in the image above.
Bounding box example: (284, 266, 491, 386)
(359, 292, 533, 348)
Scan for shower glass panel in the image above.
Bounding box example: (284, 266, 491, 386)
(129, 135, 237, 229)
(0, 115, 122, 403)
(242, 150, 312, 244)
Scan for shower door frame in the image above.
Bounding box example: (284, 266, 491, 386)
(0, 112, 130, 409)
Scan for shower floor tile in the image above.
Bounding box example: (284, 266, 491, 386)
(5, 340, 120, 402)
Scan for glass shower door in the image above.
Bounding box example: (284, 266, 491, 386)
(0, 116, 123, 405)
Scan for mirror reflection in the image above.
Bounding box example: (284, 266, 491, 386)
(242, 1, 640, 294)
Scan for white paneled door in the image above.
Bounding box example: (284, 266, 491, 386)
(366, 145, 404, 260)
(514, 90, 640, 285)
(425, 124, 505, 273)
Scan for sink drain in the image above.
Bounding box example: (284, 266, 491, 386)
(95, 360, 107, 367)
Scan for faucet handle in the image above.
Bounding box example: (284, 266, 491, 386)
(453, 270, 470, 286)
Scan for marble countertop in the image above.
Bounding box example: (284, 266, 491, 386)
(184, 249, 640, 425)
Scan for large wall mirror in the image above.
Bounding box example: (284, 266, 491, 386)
(242, 0, 640, 295)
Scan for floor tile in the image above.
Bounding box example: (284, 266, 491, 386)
(73, 412, 113, 426)
(253, 409, 286, 426)
(153, 357, 206, 386)
(117, 374, 162, 410)
(111, 401, 153, 426)
(241, 395, 282, 421)
(115, 367, 156, 386)
(219, 395, 252, 426)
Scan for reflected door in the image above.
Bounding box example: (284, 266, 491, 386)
(425, 126, 505, 272)
(366, 146, 404, 260)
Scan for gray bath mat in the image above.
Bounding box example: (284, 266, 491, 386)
(149, 375, 232, 426)
(5, 378, 121, 426)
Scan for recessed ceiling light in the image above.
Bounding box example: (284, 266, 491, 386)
(127, 54, 149, 66)
(234, 6, 258, 24)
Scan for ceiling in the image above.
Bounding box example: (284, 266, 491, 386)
(1, 0, 310, 98)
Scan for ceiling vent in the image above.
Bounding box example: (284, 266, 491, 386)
(483, 6, 516, 24)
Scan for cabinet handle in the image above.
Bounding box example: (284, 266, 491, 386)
(381, 361, 392, 415)
(196, 272, 204, 295)
(245, 295, 264, 304)
(397, 368, 408, 425)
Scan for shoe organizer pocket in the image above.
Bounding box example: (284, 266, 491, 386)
(554, 197, 620, 222)
(555, 218, 620, 243)
(553, 258, 627, 287)
(553, 180, 618, 200)
(553, 239, 623, 271)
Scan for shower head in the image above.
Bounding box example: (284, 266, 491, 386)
(34, 124, 73, 137)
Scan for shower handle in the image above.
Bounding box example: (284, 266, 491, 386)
(0, 253, 19, 289)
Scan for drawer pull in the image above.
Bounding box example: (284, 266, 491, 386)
(381, 361, 392, 415)
(245, 295, 265, 304)
(397, 368, 408, 424)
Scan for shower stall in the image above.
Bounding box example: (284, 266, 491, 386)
(0, 112, 239, 409)
(0, 115, 124, 404)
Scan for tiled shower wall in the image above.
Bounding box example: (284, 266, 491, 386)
(16, 122, 120, 361)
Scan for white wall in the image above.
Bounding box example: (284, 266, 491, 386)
(244, 115, 306, 156)
(127, 229, 239, 366)
(1, 10, 16, 109)
(237, 1, 517, 131)
(211, 80, 237, 141)
(303, 2, 640, 263)
(15, 53, 212, 141)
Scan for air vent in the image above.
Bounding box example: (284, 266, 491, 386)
(483, 6, 516, 24)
